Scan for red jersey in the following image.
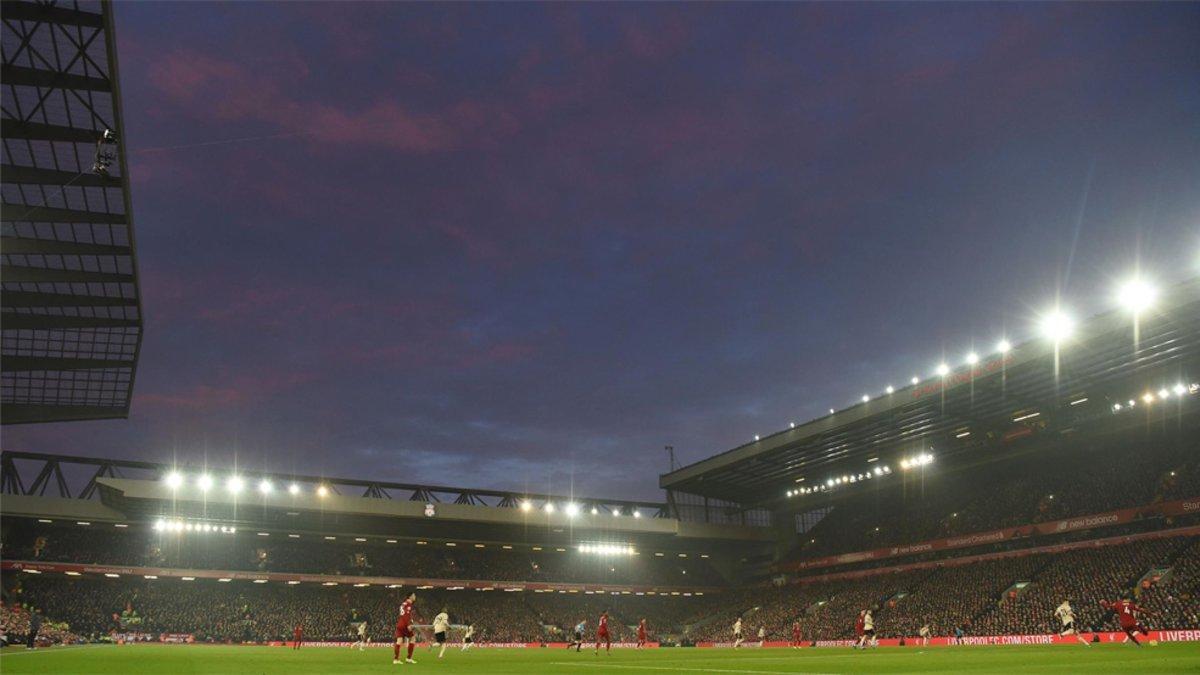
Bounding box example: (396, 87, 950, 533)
(1106, 600, 1145, 628)
(854, 614, 865, 636)
(598, 615, 609, 634)
(396, 599, 414, 629)
(792, 625, 802, 639)
(293, 625, 303, 638)
(638, 621, 647, 638)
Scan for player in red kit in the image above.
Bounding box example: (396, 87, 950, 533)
(595, 610, 611, 655)
(853, 611, 865, 649)
(292, 623, 303, 650)
(636, 618, 647, 648)
(1101, 596, 1159, 646)
(393, 592, 418, 664)
(792, 622, 802, 649)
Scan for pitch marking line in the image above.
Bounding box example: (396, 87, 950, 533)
(551, 662, 837, 674)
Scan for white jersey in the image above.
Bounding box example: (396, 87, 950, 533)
(919, 625, 931, 637)
(733, 620, 742, 636)
(464, 625, 475, 639)
(433, 613, 450, 633)
(757, 627, 765, 639)
(1055, 602, 1075, 625)
(357, 621, 368, 636)
(863, 612, 874, 631)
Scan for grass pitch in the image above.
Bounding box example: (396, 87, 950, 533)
(2, 643, 1198, 674)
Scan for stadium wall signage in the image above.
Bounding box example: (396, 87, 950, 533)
(782, 496, 1200, 572)
(0, 560, 716, 595)
(696, 631, 1200, 648)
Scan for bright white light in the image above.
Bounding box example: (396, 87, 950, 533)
(316, 485, 329, 497)
(786, 490, 792, 497)
(874, 467, 883, 476)
(197, 474, 213, 491)
(754, 434, 760, 441)
(911, 377, 919, 385)
(885, 386, 894, 394)
(258, 479, 272, 495)
(901, 459, 910, 470)
(996, 340, 1012, 354)
(590, 507, 598, 515)
(1174, 384, 1187, 396)
(860, 395, 869, 403)
(544, 502, 555, 513)
(966, 352, 979, 366)
(165, 472, 183, 489)
(936, 363, 950, 377)
(226, 476, 244, 494)
(153, 519, 166, 531)
(1143, 392, 1155, 404)
(633, 511, 641, 518)
(288, 483, 300, 495)
(612, 508, 621, 517)
(565, 503, 580, 517)
(1039, 310, 1074, 343)
(1158, 388, 1170, 399)
(520, 500, 532, 512)
(1113, 403, 1122, 411)
(1117, 278, 1157, 313)
(882, 466, 891, 474)
(826, 479, 834, 487)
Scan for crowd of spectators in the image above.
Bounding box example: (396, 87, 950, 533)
(1, 602, 83, 647)
(790, 433, 1198, 563)
(683, 535, 1199, 642)
(3, 534, 1195, 644)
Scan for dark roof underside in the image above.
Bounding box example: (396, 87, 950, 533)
(1, 0, 143, 423)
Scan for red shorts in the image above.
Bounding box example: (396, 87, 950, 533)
(395, 624, 413, 639)
(598, 630, 610, 641)
(638, 633, 646, 641)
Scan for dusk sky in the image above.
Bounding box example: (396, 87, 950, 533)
(6, 3, 1199, 501)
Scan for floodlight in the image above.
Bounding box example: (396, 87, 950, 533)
(520, 500, 532, 512)
(590, 507, 599, 515)
(1038, 310, 1074, 343)
(966, 352, 979, 365)
(197, 474, 213, 491)
(1174, 384, 1187, 396)
(1142, 392, 1155, 404)
(885, 386, 894, 394)
(910, 377, 919, 385)
(258, 479, 272, 495)
(565, 503, 580, 517)
(316, 485, 329, 498)
(633, 511, 641, 518)
(1158, 388, 1170, 399)
(936, 363, 950, 377)
(996, 339, 1012, 354)
(1116, 278, 1157, 313)
(288, 483, 300, 495)
(861, 395, 869, 403)
(226, 476, 244, 494)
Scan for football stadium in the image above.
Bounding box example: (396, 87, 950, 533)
(3, 1, 1200, 674)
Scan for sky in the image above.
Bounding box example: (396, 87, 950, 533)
(6, 3, 1199, 501)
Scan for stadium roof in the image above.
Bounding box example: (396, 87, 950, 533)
(0, 451, 774, 552)
(1, 0, 144, 423)
(661, 277, 1200, 505)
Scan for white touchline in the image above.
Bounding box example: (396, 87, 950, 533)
(550, 663, 837, 675)
(0, 645, 102, 656)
